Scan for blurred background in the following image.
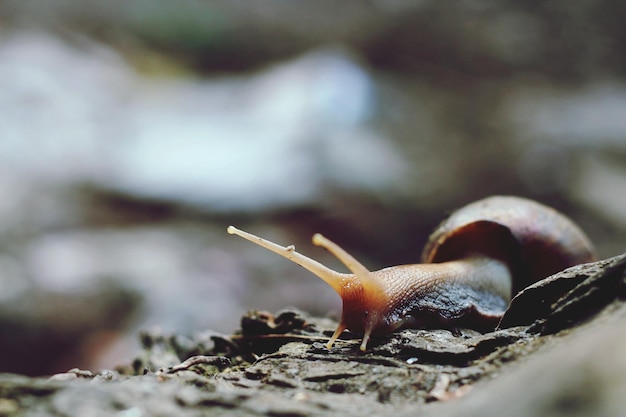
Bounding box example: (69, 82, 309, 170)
(0, 0, 624, 376)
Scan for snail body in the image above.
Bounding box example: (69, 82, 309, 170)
(228, 196, 596, 351)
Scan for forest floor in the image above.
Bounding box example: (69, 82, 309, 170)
(1, 254, 625, 417)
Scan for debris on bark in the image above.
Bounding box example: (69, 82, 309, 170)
(1, 254, 625, 416)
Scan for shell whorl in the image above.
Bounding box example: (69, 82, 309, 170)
(422, 196, 596, 293)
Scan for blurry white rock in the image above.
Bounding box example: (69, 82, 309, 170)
(0, 31, 409, 212)
(0, 31, 131, 182)
(108, 47, 408, 210)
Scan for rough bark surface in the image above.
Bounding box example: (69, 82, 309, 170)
(1, 254, 625, 417)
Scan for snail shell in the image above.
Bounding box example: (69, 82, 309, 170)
(422, 196, 596, 294)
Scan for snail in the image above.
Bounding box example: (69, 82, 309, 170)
(227, 196, 596, 351)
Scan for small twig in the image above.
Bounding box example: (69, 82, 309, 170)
(427, 373, 472, 401)
(230, 333, 328, 342)
(157, 355, 230, 375)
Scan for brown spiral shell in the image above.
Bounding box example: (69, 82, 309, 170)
(421, 196, 596, 294)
